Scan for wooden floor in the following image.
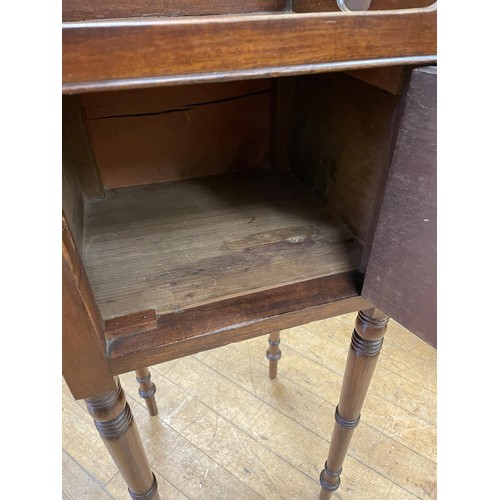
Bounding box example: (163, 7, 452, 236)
(62, 312, 437, 499)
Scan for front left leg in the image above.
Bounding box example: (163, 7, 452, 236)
(319, 308, 389, 498)
(85, 378, 160, 500)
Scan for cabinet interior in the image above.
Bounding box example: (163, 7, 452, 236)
(63, 70, 403, 325)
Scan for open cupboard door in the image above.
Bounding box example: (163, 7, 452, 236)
(361, 66, 437, 347)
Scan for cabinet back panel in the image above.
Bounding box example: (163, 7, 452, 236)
(83, 80, 272, 189)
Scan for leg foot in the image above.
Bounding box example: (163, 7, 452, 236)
(135, 368, 158, 416)
(266, 331, 281, 379)
(85, 379, 160, 500)
(319, 308, 389, 498)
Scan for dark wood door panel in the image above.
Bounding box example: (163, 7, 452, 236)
(362, 66, 436, 347)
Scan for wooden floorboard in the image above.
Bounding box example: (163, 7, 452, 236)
(62, 451, 112, 499)
(62, 312, 437, 499)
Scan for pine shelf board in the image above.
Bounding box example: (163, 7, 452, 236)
(83, 171, 362, 321)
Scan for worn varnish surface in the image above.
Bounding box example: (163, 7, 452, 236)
(107, 274, 368, 374)
(83, 171, 362, 320)
(62, 8, 436, 92)
(63, 312, 437, 498)
(83, 80, 272, 189)
(362, 66, 437, 346)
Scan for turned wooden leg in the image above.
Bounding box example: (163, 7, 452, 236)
(319, 308, 389, 499)
(266, 331, 282, 379)
(85, 379, 160, 500)
(135, 367, 158, 416)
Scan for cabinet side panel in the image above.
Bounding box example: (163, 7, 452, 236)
(63, 96, 104, 200)
(62, 157, 84, 253)
(62, 97, 85, 252)
(290, 72, 401, 244)
(62, 215, 115, 399)
(362, 66, 436, 346)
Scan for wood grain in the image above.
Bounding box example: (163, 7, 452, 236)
(62, 214, 115, 400)
(62, 451, 112, 499)
(83, 80, 272, 189)
(63, 0, 290, 22)
(62, 385, 118, 485)
(125, 373, 321, 498)
(104, 309, 157, 337)
(235, 318, 437, 457)
(161, 341, 435, 497)
(63, 383, 256, 499)
(62, 8, 436, 92)
(290, 72, 401, 245)
(107, 273, 369, 374)
(221, 320, 436, 497)
(83, 171, 362, 320)
(362, 66, 436, 346)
